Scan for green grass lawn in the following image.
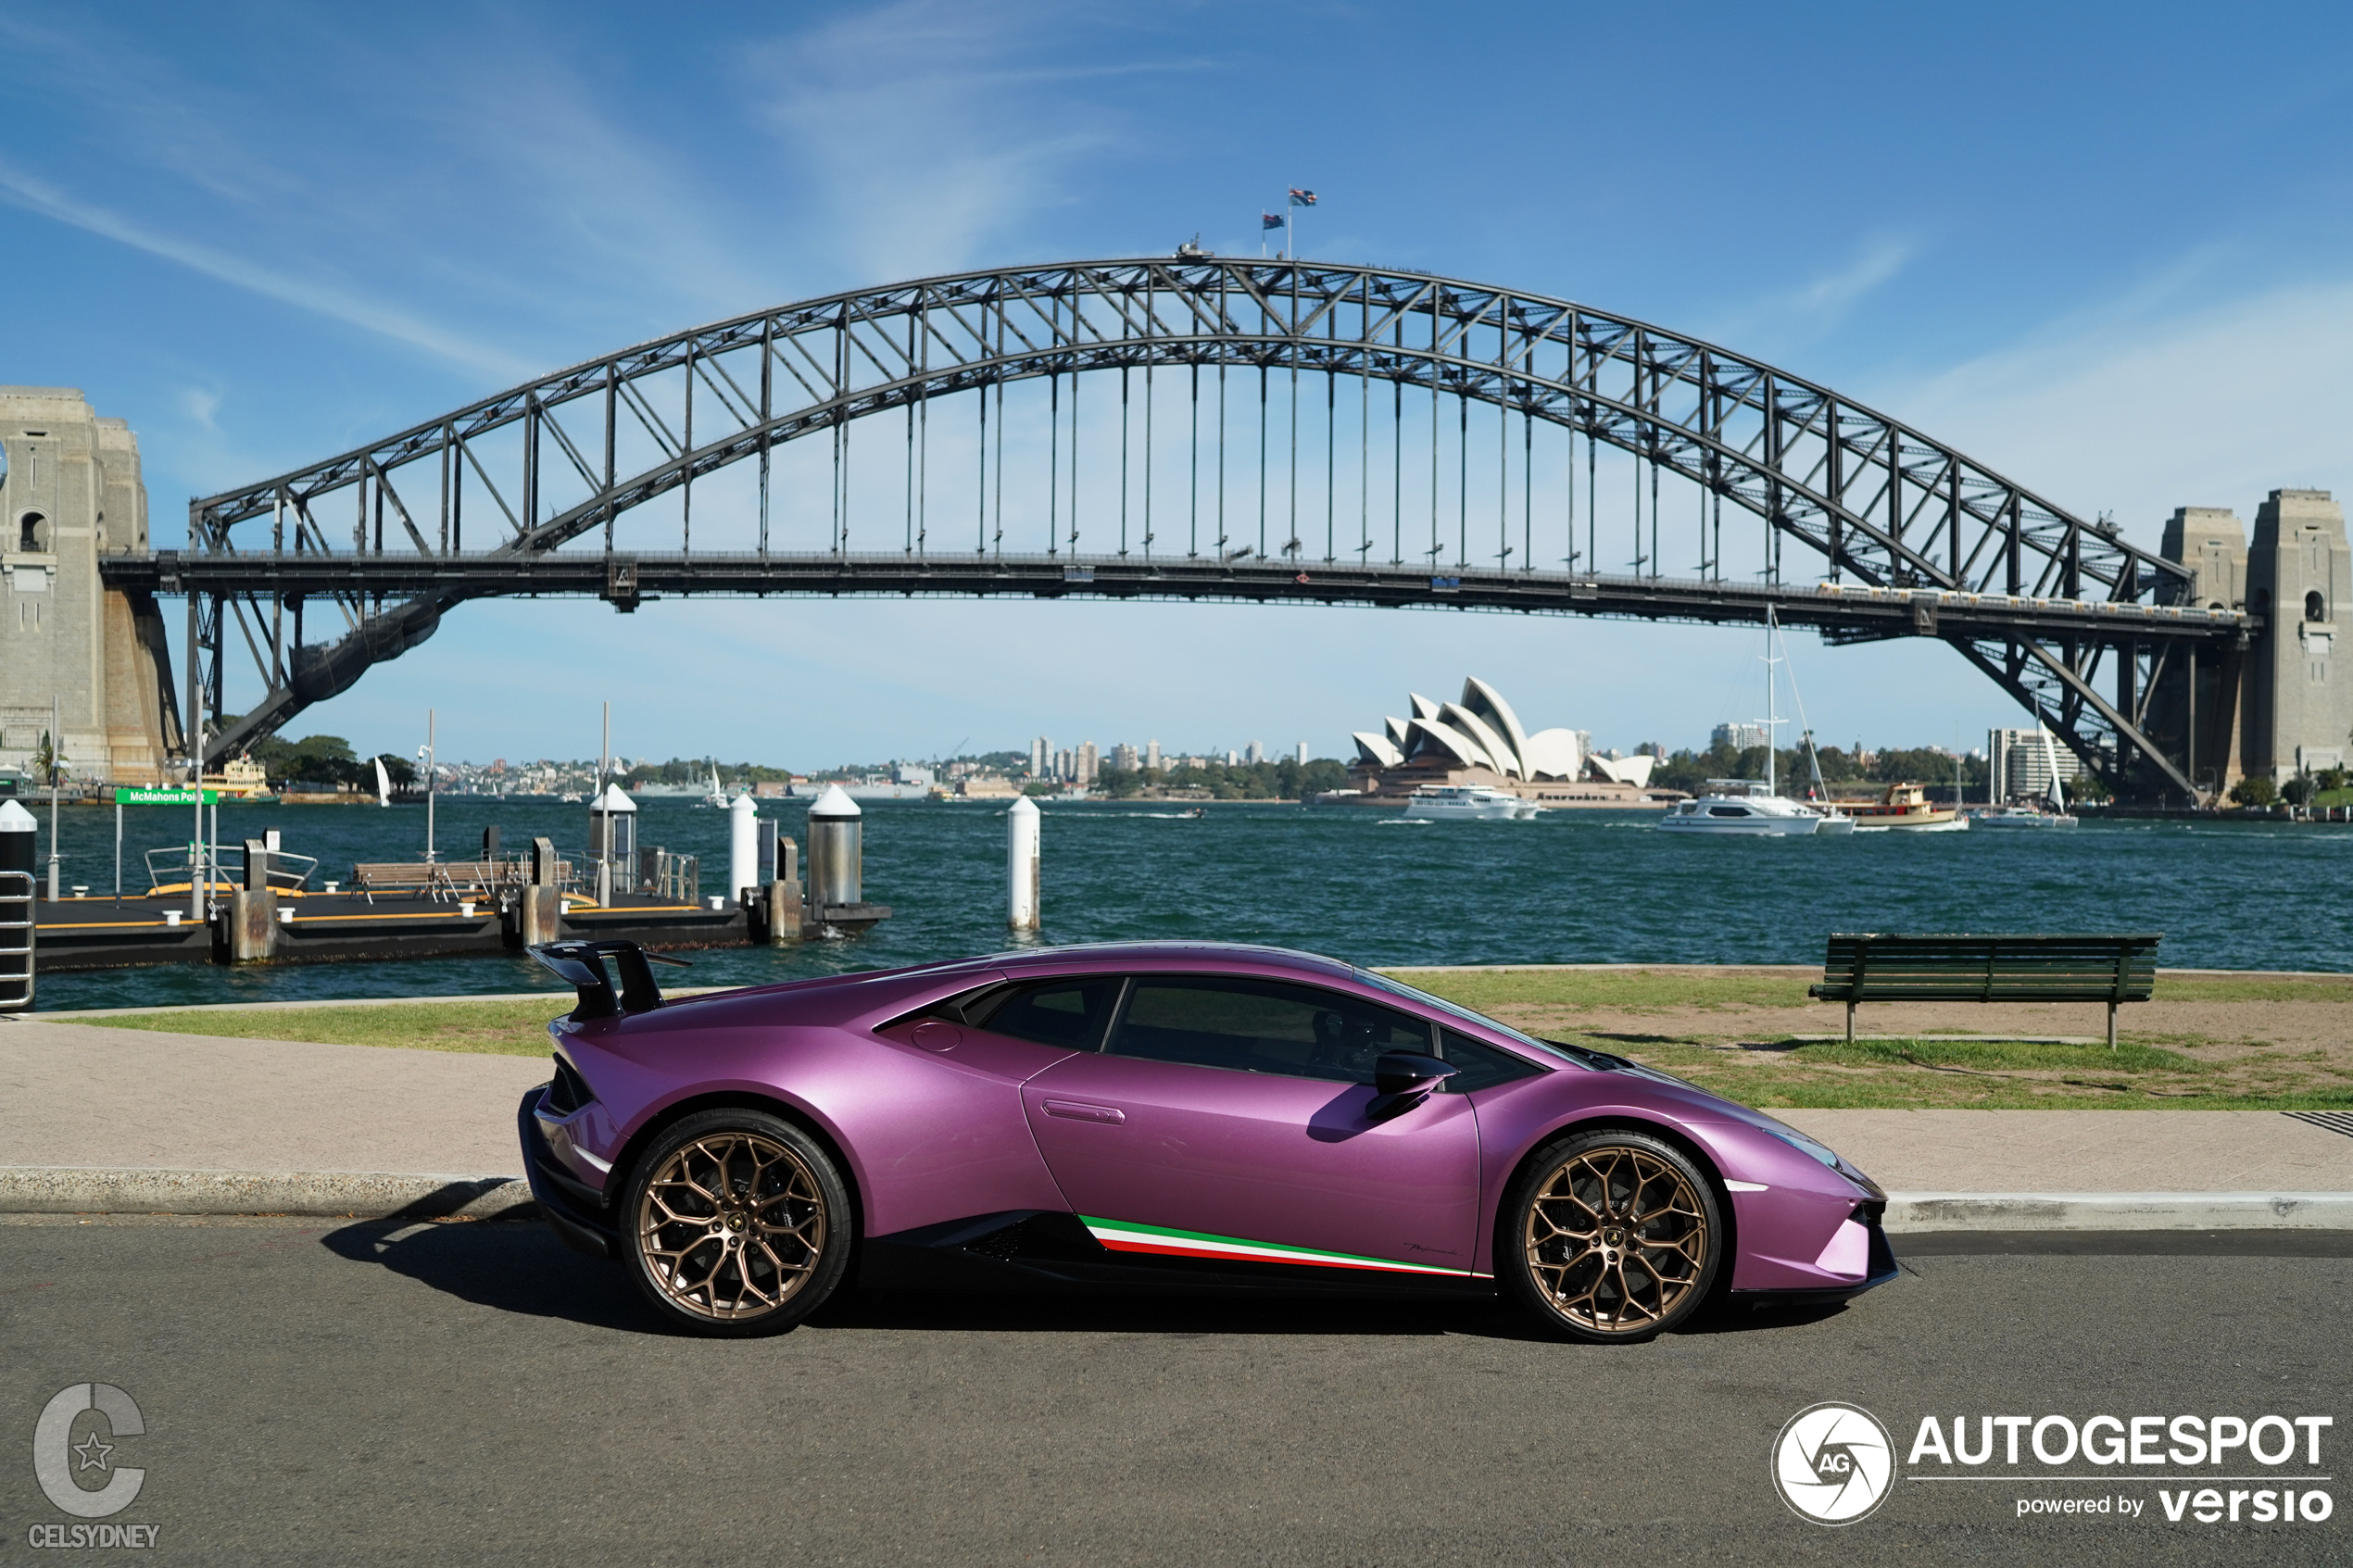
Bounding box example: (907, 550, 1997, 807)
(62, 966, 2353, 1111)
(1389, 967, 2353, 1112)
(81, 997, 568, 1057)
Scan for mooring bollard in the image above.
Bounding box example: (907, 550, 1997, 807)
(0, 799, 36, 1009)
(806, 784, 862, 916)
(227, 837, 279, 962)
(728, 791, 759, 907)
(513, 835, 563, 947)
(1008, 796, 1040, 931)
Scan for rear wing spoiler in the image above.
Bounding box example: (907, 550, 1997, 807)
(527, 939, 691, 1020)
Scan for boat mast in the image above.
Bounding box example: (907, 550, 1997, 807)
(1764, 606, 1778, 797)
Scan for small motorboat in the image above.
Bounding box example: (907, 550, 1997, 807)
(1845, 781, 1967, 832)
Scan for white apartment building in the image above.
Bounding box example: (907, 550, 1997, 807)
(1989, 726, 2082, 801)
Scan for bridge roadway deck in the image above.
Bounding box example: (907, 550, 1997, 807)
(104, 552, 2254, 643)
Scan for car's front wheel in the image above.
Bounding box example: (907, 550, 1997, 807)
(1503, 1128, 1723, 1343)
(621, 1109, 851, 1336)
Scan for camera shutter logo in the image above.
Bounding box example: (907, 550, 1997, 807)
(33, 1383, 146, 1519)
(1773, 1401, 1896, 1524)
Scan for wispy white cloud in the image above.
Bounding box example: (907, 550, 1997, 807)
(177, 387, 223, 433)
(1793, 234, 1916, 320)
(743, 3, 1197, 282)
(1880, 273, 2353, 539)
(0, 160, 534, 381)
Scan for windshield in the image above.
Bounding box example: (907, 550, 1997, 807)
(1350, 970, 1587, 1067)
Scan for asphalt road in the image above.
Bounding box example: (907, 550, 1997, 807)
(1, 1218, 2347, 1566)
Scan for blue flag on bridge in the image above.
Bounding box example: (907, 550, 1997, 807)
(1261, 211, 1285, 231)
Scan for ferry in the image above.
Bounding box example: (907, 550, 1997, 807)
(196, 756, 276, 802)
(1403, 784, 1540, 821)
(1844, 781, 1967, 832)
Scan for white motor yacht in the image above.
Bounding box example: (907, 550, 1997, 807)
(1658, 782, 1825, 835)
(1403, 784, 1540, 821)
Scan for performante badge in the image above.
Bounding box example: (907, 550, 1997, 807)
(1772, 1401, 1896, 1524)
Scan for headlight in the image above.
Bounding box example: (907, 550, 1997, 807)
(1760, 1123, 1843, 1171)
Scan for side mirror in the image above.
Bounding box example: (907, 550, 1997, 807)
(1373, 1051, 1458, 1098)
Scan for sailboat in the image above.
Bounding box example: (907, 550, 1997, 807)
(698, 762, 726, 809)
(372, 756, 393, 808)
(1974, 730, 2080, 828)
(1659, 608, 1844, 836)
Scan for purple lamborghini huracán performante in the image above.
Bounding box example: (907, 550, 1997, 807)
(517, 940, 1896, 1341)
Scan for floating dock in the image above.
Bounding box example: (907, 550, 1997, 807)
(32, 891, 749, 973)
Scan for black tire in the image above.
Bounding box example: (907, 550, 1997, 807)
(620, 1109, 852, 1337)
(1502, 1128, 1724, 1344)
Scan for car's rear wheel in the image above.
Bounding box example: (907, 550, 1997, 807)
(1504, 1129, 1722, 1343)
(621, 1109, 851, 1336)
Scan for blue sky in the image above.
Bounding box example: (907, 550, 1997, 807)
(6, 2, 2353, 766)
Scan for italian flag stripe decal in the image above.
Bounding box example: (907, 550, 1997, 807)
(1080, 1216, 1472, 1276)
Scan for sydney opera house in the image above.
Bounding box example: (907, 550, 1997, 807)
(1344, 677, 1670, 807)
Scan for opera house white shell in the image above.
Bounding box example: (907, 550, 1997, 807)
(1350, 677, 1654, 788)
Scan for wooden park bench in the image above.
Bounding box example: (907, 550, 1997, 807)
(1808, 932, 2161, 1048)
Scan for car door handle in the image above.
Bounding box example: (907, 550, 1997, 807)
(1041, 1099, 1126, 1124)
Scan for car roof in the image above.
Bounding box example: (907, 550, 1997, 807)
(973, 941, 1358, 979)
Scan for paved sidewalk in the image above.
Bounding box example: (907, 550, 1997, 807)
(0, 1018, 544, 1176)
(1778, 1108, 2353, 1192)
(5, 1015, 2352, 1197)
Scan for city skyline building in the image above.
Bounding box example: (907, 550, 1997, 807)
(1989, 726, 2083, 802)
(1711, 721, 1770, 752)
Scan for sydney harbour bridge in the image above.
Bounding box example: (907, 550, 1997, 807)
(102, 257, 2253, 800)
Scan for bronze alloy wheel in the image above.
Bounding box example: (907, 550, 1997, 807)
(624, 1110, 849, 1334)
(1511, 1132, 1721, 1341)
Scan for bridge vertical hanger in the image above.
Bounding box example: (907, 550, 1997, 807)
(1047, 293, 1060, 556)
(1189, 358, 1200, 558)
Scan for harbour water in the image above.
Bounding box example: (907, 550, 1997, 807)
(22, 796, 2353, 1010)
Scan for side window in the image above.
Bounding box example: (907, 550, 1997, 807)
(1108, 977, 1431, 1084)
(1435, 1028, 1543, 1093)
(971, 978, 1122, 1050)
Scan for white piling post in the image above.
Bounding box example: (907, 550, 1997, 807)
(1007, 796, 1040, 931)
(727, 791, 759, 907)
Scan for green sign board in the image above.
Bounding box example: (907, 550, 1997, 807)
(113, 787, 221, 805)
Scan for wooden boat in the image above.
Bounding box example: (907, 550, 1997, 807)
(1843, 781, 1965, 832)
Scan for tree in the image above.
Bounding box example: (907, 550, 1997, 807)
(31, 730, 59, 788)
(2229, 775, 2277, 808)
(2281, 773, 2316, 806)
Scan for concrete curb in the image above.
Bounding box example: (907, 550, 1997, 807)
(0, 1167, 535, 1220)
(1883, 1191, 2353, 1233)
(3, 1170, 2349, 1232)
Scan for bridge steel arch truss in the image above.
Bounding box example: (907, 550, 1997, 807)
(157, 258, 2245, 798)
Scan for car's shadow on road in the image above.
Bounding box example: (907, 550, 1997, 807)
(322, 1217, 1852, 1343)
(321, 1217, 673, 1335)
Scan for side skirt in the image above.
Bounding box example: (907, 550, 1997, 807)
(862, 1210, 1496, 1299)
